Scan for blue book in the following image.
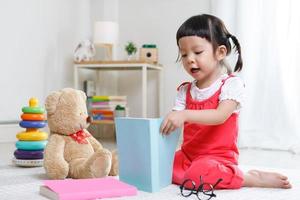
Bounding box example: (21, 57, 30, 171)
(115, 117, 181, 193)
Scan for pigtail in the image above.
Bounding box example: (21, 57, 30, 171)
(228, 34, 243, 72)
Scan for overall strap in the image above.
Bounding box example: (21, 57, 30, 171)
(177, 82, 190, 91)
(220, 74, 235, 89)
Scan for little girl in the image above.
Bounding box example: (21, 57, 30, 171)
(160, 14, 291, 189)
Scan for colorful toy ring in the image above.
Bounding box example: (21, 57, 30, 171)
(16, 131, 48, 141)
(19, 120, 46, 128)
(22, 106, 45, 114)
(16, 141, 47, 151)
(14, 149, 44, 159)
(12, 158, 44, 167)
(21, 113, 45, 121)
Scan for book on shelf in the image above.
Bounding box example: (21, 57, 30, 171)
(108, 96, 127, 101)
(39, 177, 137, 200)
(91, 110, 114, 115)
(88, 95, 128, 123)
(91, 101, 127, 106)
(92, 113, 114, 118)
(92, 120, 115, 124)
(93, 116, 114, 121)
(91, 104, 125, 110)
(91, 96, 109, 102)
(92, 96, 127, 102)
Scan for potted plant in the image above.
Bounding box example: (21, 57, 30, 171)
(125, 41, 137, 60)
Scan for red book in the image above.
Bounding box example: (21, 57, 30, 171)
(91, 110, 114, 115)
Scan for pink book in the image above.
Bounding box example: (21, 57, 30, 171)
(39, 177, 137, 200)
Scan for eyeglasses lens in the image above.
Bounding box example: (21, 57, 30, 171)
(181, 179, 195, 197)
(197, 183, 215, 200)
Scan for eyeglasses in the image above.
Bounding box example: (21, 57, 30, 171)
(179, 176, 223, 200)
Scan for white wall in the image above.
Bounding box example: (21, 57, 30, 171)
(0, 0, 91, 122)
(0, 0, 211, 122)
(116, 0, 211, 117)
(90, 0, 118, 22)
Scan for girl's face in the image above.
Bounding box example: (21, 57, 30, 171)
(178, 36, 226, 88)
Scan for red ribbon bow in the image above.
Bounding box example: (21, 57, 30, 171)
(69, 129, 91, 144)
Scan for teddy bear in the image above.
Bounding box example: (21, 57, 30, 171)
(43, 88, 118, 179)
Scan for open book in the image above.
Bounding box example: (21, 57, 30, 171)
(39, 177, 137, 200)
(115, 117, 180, 192)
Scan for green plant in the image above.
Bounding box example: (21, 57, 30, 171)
(125, 41, 137, 55)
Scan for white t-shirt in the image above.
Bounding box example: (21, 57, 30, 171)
(173, 74, 245, 113)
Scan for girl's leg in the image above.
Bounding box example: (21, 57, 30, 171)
(172, 150, 191, 185)
(243, 170, 291, 189)
(183, 157, 243, 189)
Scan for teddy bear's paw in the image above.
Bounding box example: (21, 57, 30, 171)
(89, 148, 112, 178)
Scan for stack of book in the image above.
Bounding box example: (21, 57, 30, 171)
(88, 96, 127, 123)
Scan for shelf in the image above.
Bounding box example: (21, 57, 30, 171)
(74, 60, 159, 65)
(74, 60, 163, 118)
(74, 60, 163, 71)
(91, 120, 115, 125)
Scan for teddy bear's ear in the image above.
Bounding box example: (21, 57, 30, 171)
(45, 91, 62, 115)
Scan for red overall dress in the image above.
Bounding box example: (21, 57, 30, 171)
(172, 76, 244, 189)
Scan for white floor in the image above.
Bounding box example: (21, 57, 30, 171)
(1, 140, 300, 200)
(1, 140, 300, 169)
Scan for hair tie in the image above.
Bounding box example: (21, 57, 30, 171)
(227, 34, 232, 39)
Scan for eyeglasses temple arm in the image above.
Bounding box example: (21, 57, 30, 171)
(213, 178, 223, 188)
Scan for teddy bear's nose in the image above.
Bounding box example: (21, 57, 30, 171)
(86, 116, 92, 123)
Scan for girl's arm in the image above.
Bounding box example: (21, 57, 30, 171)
(160, 99, 238, 134)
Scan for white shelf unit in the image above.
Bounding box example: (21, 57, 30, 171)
(74, 61, 163, 118)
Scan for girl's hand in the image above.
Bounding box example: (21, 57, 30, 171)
(160, 111, 186, 135)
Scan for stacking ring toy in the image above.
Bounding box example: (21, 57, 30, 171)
(21, 113, 45, 121)
(22, 107, 45, 114)
(19, 120, 46, 128)
(14, 149, 44, 159)
(16, 141, 47, 151)
(12, 158, 44, 167)
(17, 131, 48, 141)
(22, 97, 45, 114)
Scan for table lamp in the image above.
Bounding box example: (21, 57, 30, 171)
(93, 21, 119, 60)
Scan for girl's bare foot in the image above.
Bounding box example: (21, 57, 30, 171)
(243, 170, 292, 189)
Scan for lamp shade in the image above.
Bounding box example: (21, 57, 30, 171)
(93, 21, 119, 45)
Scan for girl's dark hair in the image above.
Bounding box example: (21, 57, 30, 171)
(176, 14, 242, 72)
